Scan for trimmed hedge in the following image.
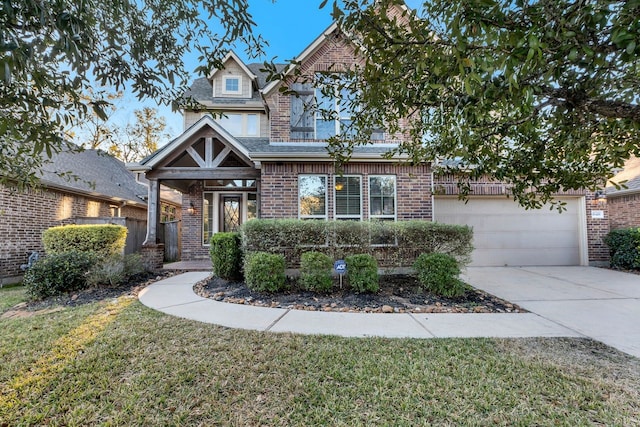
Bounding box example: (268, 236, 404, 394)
(43, 224, 127, 257)
(413, 252, 466, 297)
(345, 254, 379, 293)
(604, 228, 640, 270)
(244, 252, 286, 292)
(24, 251, 96, 299)
(299, 251, 333, 292)
(210, 232, 242, 280)
(241, 219, 473, 267)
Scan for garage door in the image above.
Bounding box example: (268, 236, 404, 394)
(434, 197, 585, 266)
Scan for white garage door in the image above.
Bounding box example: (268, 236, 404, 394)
(434, 197, 585, 266)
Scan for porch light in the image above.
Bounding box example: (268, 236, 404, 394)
(594, 191, 606, 201)
(188, 202, 196, 215)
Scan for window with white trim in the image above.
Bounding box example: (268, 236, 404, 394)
(334, 176, 362, 220)
(299, 175, 328, 219)
(222, 75, 242, 95)
(369, 175, 396, 219)
(215, 113, 259, 137)
(369, 175, 397, 245)
(314, 74, 355, 139)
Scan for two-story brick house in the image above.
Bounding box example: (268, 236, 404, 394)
(134, 20, 609, 268)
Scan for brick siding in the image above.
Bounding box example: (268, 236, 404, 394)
(607, 193, 640, 230)
(0, 184, 147, 282)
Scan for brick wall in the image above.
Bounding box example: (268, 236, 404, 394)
(0, 185, 147, 282)
(433, 174, 610, 264)
(181, 182, 209, 261)
(260, 162, 433, 220)
(608, 193, 640, 230)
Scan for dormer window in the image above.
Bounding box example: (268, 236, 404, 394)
(222, 75, 242, 95)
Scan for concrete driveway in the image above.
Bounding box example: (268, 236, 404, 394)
(464, 266, 640, 358)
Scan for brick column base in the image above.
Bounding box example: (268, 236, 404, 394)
(141, 243, 165, 271)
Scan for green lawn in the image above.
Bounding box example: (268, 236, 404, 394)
(1, 291, 638, 426)
(0, 284, 27, 313)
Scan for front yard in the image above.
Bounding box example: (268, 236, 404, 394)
(1, 286, 639, 425)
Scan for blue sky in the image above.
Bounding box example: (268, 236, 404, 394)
(115, 0, 422, 141)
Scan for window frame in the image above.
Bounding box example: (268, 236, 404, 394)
(222, 75, 242, 95)
(313, 74, 355, 139)
(215, 113, 259, 137)
(368, 175, 397, 221)
(298, 174, 328, 220)
(333, 175, 362, 221)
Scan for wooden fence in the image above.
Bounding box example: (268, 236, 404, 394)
(159, 220, 181, 262)
(75, 217, 147, 255)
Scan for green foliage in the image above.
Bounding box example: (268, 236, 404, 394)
(345, 254, 379, 293)
(1, 0, 264, 189)
(299, 251, 334, 292)
(244, 252, 286, 293)
(241, 219, 472, 267)
(413, 253, 466, 298)
(43, 225, 127, 257)
(24, 251, 96, 299)
(604, 228, 640, 270)
(312, 0, 640, 209)
(86, 254, 146, 287)
(209, 232, 242, 280)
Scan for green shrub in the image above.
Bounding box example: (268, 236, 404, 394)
(24, 251, 96, 299)
(299, 251, 333, 292)
(241, 219, 473, 268)
(413, 253, 466, 297)
(345, 254, 379, 293)
(604, 228, 640, 270)
(244, 252, 286, 292)
(210, 232, 242, 280)
(86, 253, 146, 287)
(43, 224, 127, 257)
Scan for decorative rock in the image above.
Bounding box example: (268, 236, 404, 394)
(382, 305, 394, 313)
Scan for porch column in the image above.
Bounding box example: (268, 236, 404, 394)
(143, 178, 161, 245)
(141, 178, 164, 270)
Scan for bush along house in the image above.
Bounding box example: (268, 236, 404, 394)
(131, 16, 610, 269)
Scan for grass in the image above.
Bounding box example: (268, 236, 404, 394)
(0, 284, 27, 313)
(1, 293, 639, 425)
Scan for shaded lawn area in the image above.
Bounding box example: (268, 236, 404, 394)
(0, 290, 639, 426)
(0, 284, 27, 312)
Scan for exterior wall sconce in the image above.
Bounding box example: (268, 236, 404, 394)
(592, 190, 607, 207)
(187, 202, 196, 215)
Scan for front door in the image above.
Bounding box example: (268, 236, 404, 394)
(220, 195, 242, 232)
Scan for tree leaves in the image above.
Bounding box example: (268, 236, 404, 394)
(325, 0, 640, 209)
(1, 0, 263, 189)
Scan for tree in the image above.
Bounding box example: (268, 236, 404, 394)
(1, 0, 265, 189)
(109, 107, 170, 163)
(72, 89, 123, 150)
(313, 0, 640, 209)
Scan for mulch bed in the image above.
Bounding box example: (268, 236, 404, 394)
(195, 275, 525, 314)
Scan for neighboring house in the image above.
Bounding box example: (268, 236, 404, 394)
(133, 17, 609, 268)
(0, 148, 181, 285)
(606, 156, 640, 230)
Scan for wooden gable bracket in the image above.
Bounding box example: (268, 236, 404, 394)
(185, 137, 247, 169)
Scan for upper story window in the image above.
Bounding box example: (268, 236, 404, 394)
(315, 84, 354, 139)
(215, 113, 259, 137)
(222, 75, 242, 95)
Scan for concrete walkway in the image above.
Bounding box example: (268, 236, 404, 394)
(138, 266, 639, 357)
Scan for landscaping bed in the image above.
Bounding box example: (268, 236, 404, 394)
(195, 275, 524, 314)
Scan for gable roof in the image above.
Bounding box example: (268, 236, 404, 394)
(607, 156, 640, 197)
(208, 51, 258, 82)
(39, 149, 148, 207)
(262, 22, 339, 96)
(139, 115, 254, 168)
